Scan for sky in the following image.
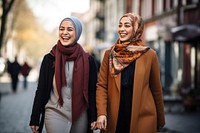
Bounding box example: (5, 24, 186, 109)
(26, 0, 90, 32)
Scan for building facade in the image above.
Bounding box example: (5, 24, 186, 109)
(82, 0, 200, 98)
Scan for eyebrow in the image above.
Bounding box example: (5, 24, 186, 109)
(119, 22, 132, 25)
(124, 22, 132, 25)
(59, 25, 74, 29)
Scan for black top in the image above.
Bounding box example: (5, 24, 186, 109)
(29, 53, 98, 133)
(116, 61, 135, 133)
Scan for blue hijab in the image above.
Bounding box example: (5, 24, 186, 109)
(60, 16, 82, 45)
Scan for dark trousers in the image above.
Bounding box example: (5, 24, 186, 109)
(11, 75, 19, 92)
(23, 76, 28, 89)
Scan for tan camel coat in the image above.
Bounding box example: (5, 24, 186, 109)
(96, 48, 165, 133)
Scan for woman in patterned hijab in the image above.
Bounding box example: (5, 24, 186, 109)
(96, 13, 165, 133)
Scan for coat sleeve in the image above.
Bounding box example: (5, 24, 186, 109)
(88, 55, 98, 123)
(149, 51, 165, 128)
(96, 50, 110, 117)
(29, 55, 50, 126)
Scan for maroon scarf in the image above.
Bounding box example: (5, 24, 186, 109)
(50, 40, 89, 123)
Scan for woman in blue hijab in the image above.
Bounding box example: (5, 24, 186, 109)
(29, 16, 97, 133)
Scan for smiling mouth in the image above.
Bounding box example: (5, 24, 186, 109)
(62, 36, 70, 41)
(120, 33, 127, 38)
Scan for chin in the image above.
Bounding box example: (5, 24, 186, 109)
(61, 41, 71, 46)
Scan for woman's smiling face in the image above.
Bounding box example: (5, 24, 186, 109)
(59, 20, 76, 46)
(118, 17, 134, 42)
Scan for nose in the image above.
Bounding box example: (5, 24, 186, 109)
(119, 25, 125, 31)
(63, 29, 68, 34)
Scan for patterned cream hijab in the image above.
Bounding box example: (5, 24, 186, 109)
(109, 13, 149, 76)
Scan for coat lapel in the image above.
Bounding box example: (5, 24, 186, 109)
(130, 54, 147, 133)
(133, 55, 146, 101)
(114, 72, 121, 92)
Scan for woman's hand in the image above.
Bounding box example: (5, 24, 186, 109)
(30, 125, 39, 133)
(96, 115, 107, 130)
(91, 121, 97, 130)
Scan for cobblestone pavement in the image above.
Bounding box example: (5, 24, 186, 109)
(0, 81, 200, 133)
(0, 82, 36, 133)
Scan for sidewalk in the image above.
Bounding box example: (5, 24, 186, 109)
(162, 97, 200, 133)
(1, 81, 200, 133)
(163, 110, 200, 133)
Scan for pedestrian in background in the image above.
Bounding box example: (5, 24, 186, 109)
(7, 56, 21, 93)
(29, 16, 98, 133)
(21, 61, 31, 89)
(96, 13, 165, 133)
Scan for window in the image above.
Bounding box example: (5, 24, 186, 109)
(173, 0, 178, 7)
(141, 0, 153, 19)
(155, 0, 163, 15)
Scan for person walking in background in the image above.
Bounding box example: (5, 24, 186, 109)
(21, 61, 31, 89)
(7, 56, 21, 93)
(96, 13, 165, 133)
(29, 16, 98, 133)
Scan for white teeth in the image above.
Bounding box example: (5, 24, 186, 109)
(120, 33, 126, 37)
(120, 33, 126, 35)
(63, 36, 70, 40)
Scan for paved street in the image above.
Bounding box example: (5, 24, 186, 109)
(0, 81, 36, 133)
(0, 81, 200, 133)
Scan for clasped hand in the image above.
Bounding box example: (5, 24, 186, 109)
(95, 115, 107, 130)
(30, 115, 107, 132)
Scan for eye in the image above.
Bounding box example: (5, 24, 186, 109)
(118, 24, 122, 28)
(125, 24, 131, 28)
(59, 27, 65, 31)
(67, 27, 74, 31)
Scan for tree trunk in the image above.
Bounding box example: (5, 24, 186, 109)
(0, 0, 15, 54)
